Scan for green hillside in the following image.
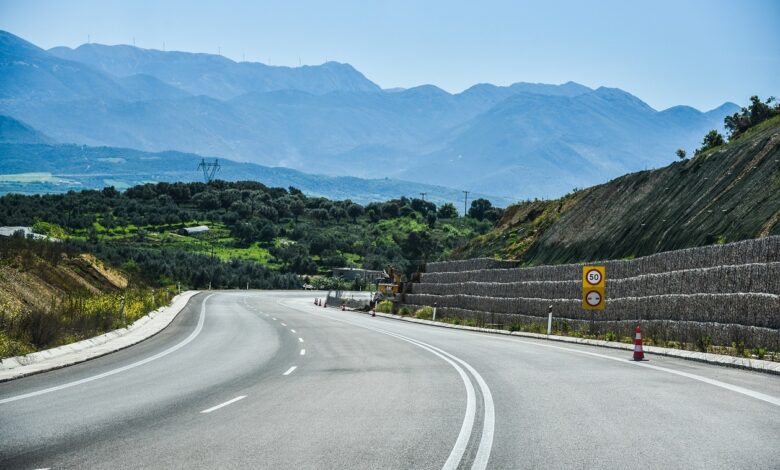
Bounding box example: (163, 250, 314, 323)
(455, 115, 780, 263)
(0, 181, 494, 290)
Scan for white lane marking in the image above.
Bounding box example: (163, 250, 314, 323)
(283, 366, 297, 376)
(503, 338, 780, 407)
(264, 314, 269, 317)
(414, 339, 494, 469)
(201, 395, 246, 413)
(281, 322, 287, 326)
(280, 299, 485, 470)
(298, 337, 304, 343)
(375, 329, 477, 470)
(0, 294, 215, 405)
(272, 317, 277, 321)
(300, 349, 306, 356)
(290, 329, 296, 333)
(457, 328, 780, 408)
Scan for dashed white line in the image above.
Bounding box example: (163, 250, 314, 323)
(201, 395, 246, 414)
(281, 322, 287, 326)
(298, 337, 304, 343)
(272, 317, 277, 321)
(300, 349, 306, 355)
(283, 366, 297, 376)
(290, 329, 297, 333)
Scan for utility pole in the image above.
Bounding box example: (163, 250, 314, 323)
(419, 192, 427, 201)
(463, 191, 470, 216)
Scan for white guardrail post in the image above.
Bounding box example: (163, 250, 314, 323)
(547, 304, 553, 336)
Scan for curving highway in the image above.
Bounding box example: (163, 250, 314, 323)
(1, 291, 778, 469)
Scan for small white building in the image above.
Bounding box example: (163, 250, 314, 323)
(0, 226, 54, 240)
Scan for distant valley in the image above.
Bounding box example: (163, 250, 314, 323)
(0, 116, 506, 206)
(0, 30, 737, 199)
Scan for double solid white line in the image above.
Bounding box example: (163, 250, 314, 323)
(297, 303, 494, 470)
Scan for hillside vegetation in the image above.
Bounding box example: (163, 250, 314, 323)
(0, 181, 497, 289)
(456, 114, 780, 263)
(0, 235, 172, 358)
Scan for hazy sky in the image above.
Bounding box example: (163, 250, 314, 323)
(1, 0, 778, 110)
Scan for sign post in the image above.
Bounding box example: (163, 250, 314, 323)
(582, 266, 606, 333)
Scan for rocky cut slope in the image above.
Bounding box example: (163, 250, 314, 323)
(0, 236, 170, 358)
(456, 115, 780, 264)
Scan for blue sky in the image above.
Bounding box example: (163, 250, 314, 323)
(1, 0, 777, 110)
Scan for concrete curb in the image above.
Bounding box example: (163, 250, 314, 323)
(0, 291, 201, 382)
(346, 308, 780, 375)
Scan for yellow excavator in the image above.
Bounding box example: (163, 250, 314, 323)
(377, 266, 401, 296)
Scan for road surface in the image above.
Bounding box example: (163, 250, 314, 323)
(1, 291, 778, 469)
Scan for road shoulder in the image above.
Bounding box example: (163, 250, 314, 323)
(0, 290, 200, 382)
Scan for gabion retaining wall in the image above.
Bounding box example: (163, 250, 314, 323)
(425, 258, 520, 273)
(408, 237, 780, 349)
(412, 263, 780, 298)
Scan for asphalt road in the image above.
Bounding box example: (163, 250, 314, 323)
(1, 291, 778, 469)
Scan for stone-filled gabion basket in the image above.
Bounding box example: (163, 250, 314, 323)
(406, 237, 780, 350)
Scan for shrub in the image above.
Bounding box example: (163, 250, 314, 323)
(375, 300, 393, 313)
(414, 306, 433, 320)
(751, 346, 767, 360)
(696, 335, 712, 352)
(605, 331, 617, 342)
(398, 306, 412, 316)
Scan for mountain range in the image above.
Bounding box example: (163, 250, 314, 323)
(0, 30, 738, 198)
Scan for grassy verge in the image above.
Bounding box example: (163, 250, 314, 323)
(403, 312, 779, 362)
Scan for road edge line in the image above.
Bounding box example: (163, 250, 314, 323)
(0, 291, 202, 384)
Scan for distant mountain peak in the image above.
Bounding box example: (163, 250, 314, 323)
(46, 42, 382, 99)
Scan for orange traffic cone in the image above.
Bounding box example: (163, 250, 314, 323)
(633, 325, 645, 361)
(371, 306, 376, 317)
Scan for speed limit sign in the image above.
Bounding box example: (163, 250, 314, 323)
(585, 269, 602, 286)
(582, 266, 606, 310)
(582, 266, 605, 288)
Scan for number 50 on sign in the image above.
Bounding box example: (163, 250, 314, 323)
(582, 265, 606, 310)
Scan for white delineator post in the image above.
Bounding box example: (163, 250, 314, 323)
(547, 304, 553, 336)
(433, 302, 438, 321)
